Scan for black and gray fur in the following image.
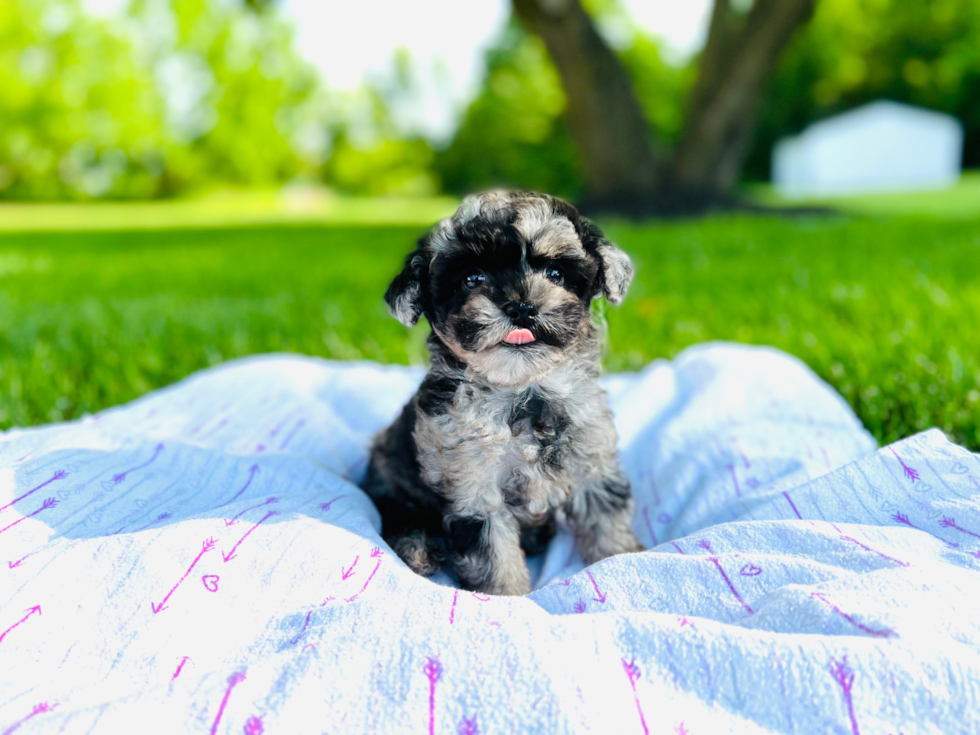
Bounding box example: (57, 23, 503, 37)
(361, 192, 642, 596)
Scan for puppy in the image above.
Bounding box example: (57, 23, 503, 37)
(361, 191, 642, 595)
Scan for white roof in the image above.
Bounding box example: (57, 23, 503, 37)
(773, 100, 963, 197)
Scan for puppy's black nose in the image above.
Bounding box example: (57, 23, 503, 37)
(505, 301, 537, 322)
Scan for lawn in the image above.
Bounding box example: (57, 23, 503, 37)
(0, 187, 978, 451)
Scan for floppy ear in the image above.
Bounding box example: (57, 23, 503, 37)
(384, 238, 429, 327)
(567, 212, 634, 305)
(594, 240, 634, 305)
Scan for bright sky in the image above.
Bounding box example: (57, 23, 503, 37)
(84, 0, 714, 139)
(281, 0, 713, 139)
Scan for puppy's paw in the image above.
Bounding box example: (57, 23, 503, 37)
(580, 525, 644, 564)
(486, 576, 531, 597)
(486, 554, 532, 596)
(392, 531, 443, 577)
(618, 531, 645, 555)
(458, 551, 532, 596)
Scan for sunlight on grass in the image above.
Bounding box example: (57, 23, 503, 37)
(749, 171, 980, 218)
(0, 188, 460, 232)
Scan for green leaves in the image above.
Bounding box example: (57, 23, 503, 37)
(0, 0, 320, 201)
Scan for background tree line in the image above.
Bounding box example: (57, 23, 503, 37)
(2, 0, 978, 210)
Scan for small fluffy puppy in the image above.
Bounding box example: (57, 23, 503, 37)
(361, 191, 642, 595)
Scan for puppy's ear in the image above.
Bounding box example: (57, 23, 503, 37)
(594, 240, 633, 305)
(384, 237, 429, 327)
(565, 210, 633, 305)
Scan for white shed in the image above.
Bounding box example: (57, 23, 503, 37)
(772, 100, 963, 197)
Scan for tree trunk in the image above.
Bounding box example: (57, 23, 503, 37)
(671, 0, 816, 199)
(512, 0, 662, 211)
(513, 0, 817, 215)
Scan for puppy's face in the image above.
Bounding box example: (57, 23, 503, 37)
(385, 193, 633, 386)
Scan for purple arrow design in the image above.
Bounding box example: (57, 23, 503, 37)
(585, 569, 606, 603)
(217, 465, 260, 508)
(0, 470, 67, 515)
(113, 444, 164, 484)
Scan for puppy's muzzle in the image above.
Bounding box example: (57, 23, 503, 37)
(504, 301, 537, 327)
(502, 301, 538, 345)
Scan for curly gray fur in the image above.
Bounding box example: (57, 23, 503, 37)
(361, 191, 642, 595)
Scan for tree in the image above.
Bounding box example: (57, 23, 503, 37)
(511, 0, 816, 214)
(744, 0, 980, 180)
(433, 22, 585, 201)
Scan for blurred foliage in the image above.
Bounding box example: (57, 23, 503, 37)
(443, 0, 980, 194)
(0, 0, 168, 199)
(141, 0, 322, 191)
(320, 54, 440, 197)
(324, 133, 438, 197)
(1, 0, 326, 200)
(433, 23, 582, 200)
(434, 19, 693, 199)
(0, 0, 446, 200)
(745, 0, 980, 179)
(5, 0, 980, 200)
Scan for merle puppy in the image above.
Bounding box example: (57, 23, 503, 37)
(361, 191, 642, 596)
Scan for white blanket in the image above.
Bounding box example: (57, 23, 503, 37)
(2, 343, 979, 734)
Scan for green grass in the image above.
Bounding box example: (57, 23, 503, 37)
(0, 188, 460, 231)
(0, 190, 978, 451)
(749, 171, 980, 220)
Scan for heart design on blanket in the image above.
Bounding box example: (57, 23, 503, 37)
(951, 462, 969, 474)
(740, 563, 762, 576)
(202, 575, 220, 592)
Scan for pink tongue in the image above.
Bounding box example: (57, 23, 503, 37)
(504, 328, 535, 345)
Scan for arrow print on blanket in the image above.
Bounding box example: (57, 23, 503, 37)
(211, 671, 247, 735)
(2, 702, 58, 733)
(811, 592, 896, 638)
(217, 465, 260, 509)
(0, 498, 59, 537)
(8, 552, 36, 569)
(0, 470, 67, 516)
(585, 569, 606, 603)
(423, 656, 442, 735)
(171, 656, 193, 681)
(345, 548, 383, 602)
(708, 557, 754, 614)
(224, 497, 278, 527)
(341, 555, 359, 580)
(222, 511, 278, 562)
(113, 443, 164, 485)
(289, 611, 313, 646)
(0, 605, 41, 645)
(151, 538, 217, 614)
(319, 494, 350, 512)
(621, 659, 649, 735)
(939, 516, 980, 540)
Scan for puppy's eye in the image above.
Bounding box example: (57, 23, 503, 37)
(463, 272, 486, 290)
(544, 266, 563, 284)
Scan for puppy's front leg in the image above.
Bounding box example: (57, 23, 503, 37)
(447, 512, 530, 596)
(566, 475, 643, 564)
